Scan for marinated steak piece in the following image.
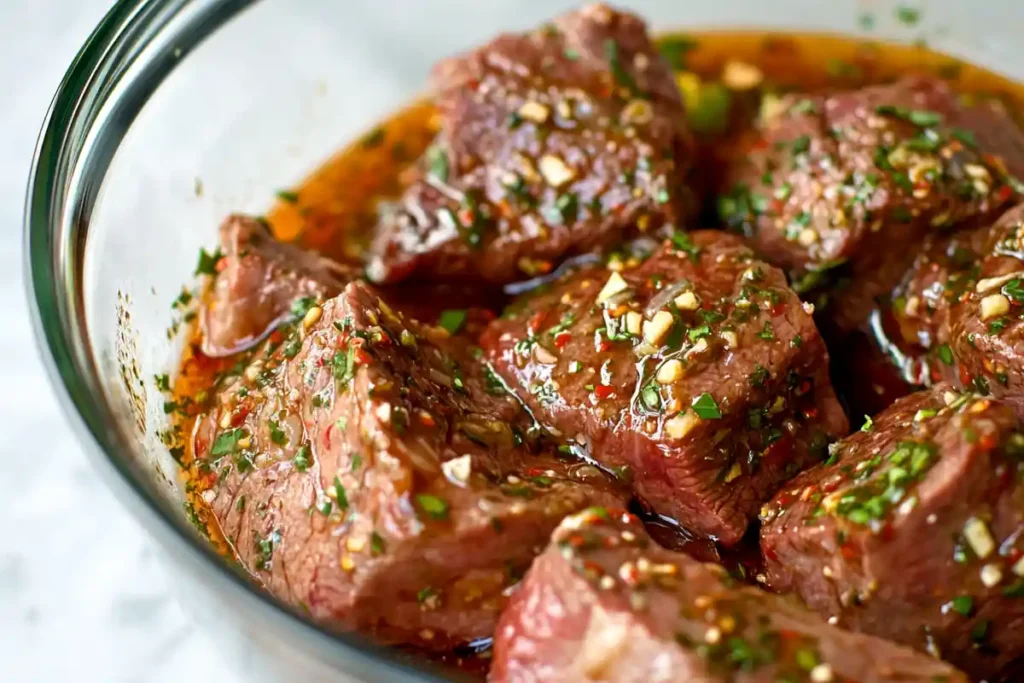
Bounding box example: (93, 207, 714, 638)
(367, 3, 694, 286)
(949, 204, 1024, 415)
(761, 385, 1024, 680)
(192, 281, 622, 649)
(481, 231, 848, 544)
(885, 226, 987, 386)
(200, 214, 352, 357)
(719, 75, 1022, 331)
(491, 507, 967, 683)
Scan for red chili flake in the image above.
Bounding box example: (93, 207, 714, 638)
(355, 348, 372, 365)
(879, 522, 895, 542)
(979, 432, 998, 451)
(528, 311, 548, 335)
(599, 340, 612, 352)
(619, 562, 640, 586)
(997, 185, 1014, 203)
(419, 412, 436, 428)
(958, 365, 973, 386)
(777, 629, 800, 641)
(554, 332, 571, 349)
(324, 425, 333, 449)
(803, 406, 819, 419)
(822, 478, 842, 494)
(525, 467, 547, 477)
(764, 547, 778, 561)
(268, 329, 284, 345)
(376, 333, 392, 347)
(771, 198, 785, 214)
(913, 180, 930, 193)
(231, 407, 250, 427)
(840, 543, 859, 560)
(752, 137, 770, 151)
(214, 257, 228, 273)
(594, 384, 615, 399)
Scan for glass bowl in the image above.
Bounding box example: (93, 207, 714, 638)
(25, 0, 1024, 680)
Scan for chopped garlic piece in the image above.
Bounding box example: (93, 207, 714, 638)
(533, 344, 558, 365)
(980, 293, 1011, 321)
(674, 290, 699, 311)
(517, 100, 550, 123)
(442, 454, 472, 485)
(625, 311, 643, 336)
(976, 270, 1024, 294)
(722, 60, 764, 90)
(963, 517, 996, 559)
(656, 359, 684, 384)
(664, 413, 699, 439)
(596, 272, 629, 304)
(643, 311, 675, 346)
(981, 563, 1004, 588)
(538, 154, 576, 188)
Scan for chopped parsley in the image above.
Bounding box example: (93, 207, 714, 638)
(416, 493, 450, 520)
(438, 309, 468, 335)
(194, 248, 222, 276)
(692, 393, 722, 419)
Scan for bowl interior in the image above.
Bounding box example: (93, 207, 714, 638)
(28, 0, 1024, 678)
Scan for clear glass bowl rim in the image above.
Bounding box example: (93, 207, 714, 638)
(23, 0, 449, 679)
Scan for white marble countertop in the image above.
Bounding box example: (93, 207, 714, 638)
(0, 3, 245, 681)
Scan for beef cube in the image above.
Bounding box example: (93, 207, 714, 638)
(192, 281, 622, 649)
(200, 215, 352, 356)
(481, 231, 848, 544)
(949, 204, 1024, 415)
(367, 4, 694, 286)
(886, 226, 987, 385)
(761, 385, 1024, 680)
(719, 75, 1023, 331)
(491, 507, 967, 683)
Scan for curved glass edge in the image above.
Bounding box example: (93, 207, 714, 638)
(23, 1, 447, 680)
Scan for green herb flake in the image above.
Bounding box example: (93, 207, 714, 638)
(936, 344, 954, 366)
(194, 248, 222, 276)
(360, 127, 386, 148)
(211, 429, 244, 456)
(895, 5, 921, 26)
(276, 189, 299, 204)
(438, 309, 468, 335)
(416, 493, 450, 520)
(293, 445, 312, 472)
(692, 392, 722, 420)
(370, 532, 386, 555)
(334, 476, 349, 511)
(950, 595, 974, 616)
(269, 420, 288, 445)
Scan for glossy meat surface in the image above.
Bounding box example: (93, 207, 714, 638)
(491, 507, 967, 682)
(719, 75, 1023, 331)
(192, 282, 623, 649)
(367, 4, 694, 285)
(482, 231, 848, 544)
(949, 204, 1024, 415)
(200, 214, 352, 357)
(761, 385, 1024, 680)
